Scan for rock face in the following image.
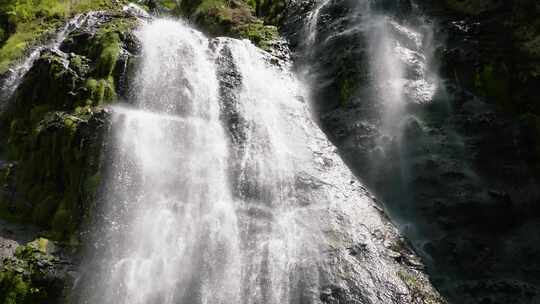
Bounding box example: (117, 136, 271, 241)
(282, 0, 540, 303)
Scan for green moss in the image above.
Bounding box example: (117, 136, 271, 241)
(0, 9, 134, 242)
(81, 77, 116, 106)
(398, 270, 446, 304)
(51, 206, 73, 240)
(247, 0, 286, 25)
(237, 22, 278, 50)
(179, 0, 283, 49)
(158, 0, 179, 10)
(0, 20, 59, 73)
(84, 173, 101, 200)
(94, 32, 121, 77)
(474, 63, 511, 112)
(0, 0, 128, 73)
(0, 271, 38, 304)
(3, 110, 106, 242)
(339, 78, 354, 107)
(0, 241, 57, 304)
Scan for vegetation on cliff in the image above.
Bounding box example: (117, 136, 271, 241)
(0, 0, 288, 247)
(0, 0, 130, 73)
(0, 238, 64, 304)
(152, 0, 284, 49)
(0, 9, 139, 244)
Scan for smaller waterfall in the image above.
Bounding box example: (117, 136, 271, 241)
(366, 12, 437, 138)
(0, 12, 103, 103)
(296, 0, 443, 235)
(305, 0, 332, 46)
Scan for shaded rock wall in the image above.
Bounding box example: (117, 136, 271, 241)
(280, 0, 540, 303)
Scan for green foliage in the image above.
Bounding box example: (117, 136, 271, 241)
(0, 241, 56, 304)
(236, 21, 278, 50)
(339, 78, 354, 107)
(0, 0, 127, 73)
(474, 63, 511, 112)
(398, 270, 446, 304)
(0, 8, 138, 242)
(246, 0, 286, 25)
(178, 0, 281, 49)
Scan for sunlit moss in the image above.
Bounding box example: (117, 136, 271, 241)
(0, 0, 128, 73)
(0, 240, 58, 304)
(398, 270, 446, 304)
(178, 0, 281, 49)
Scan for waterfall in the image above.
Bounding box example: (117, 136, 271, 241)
(303, 0, 440, 203)
(82, 19, 322, 304)
(78, 16, 441, 304)
(365, 11, 437, 138)
(84, 19, 241, 304)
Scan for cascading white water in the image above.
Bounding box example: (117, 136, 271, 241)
(85, 19, 322, 304)
(81, 14, 442, 304)
(361, 6, 439, 189)
(87, 20, 241, 304)
(217, 38, 322, 304)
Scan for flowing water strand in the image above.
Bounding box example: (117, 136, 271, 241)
(0, 12, 105, 103)
(217, 38, 322, 304)
(86, 19, 241, 304)
(305, 0, 332, 46)
(365, 12, 437, 138)
(361, 7, 438, 187)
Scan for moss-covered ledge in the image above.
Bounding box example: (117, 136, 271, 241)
(0, 0, 136, 74)
(172, 0, 284, 50)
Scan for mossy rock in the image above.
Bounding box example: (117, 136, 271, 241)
(473, 63, 511, 111)
(178, 0, 282, 49)
(0, 0, 130, 73)
(2, 110, 109, 243)
(398, 269, 447, 304)
(0, 240, 65, 304)
(236, 22, 278, 50)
